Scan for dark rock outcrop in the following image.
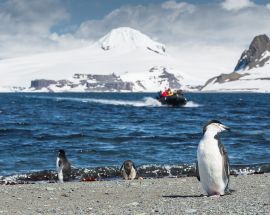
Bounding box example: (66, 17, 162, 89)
(159, 68, 182, 89)
(30, 73, 134, 92)
(201, 34, 270, 90)
(234, 34, 270, 71)
(30, 79, 57, 90)
(203, 72, 249, 87)
(74, 73, 122, 83)
(149, 67, 183, 89)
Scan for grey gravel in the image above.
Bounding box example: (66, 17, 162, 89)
(0, 175, 269, 215)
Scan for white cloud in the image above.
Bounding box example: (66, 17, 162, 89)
(0, 0, 270, 66)
(161, 1, 196, 21)
(267, 4, 270, 10)
(75, 1, 270, 48)
(161, 0, 195, 12)
(221, 0, 255, 11)
(0, 0, 71, 58)
(0, 0, 69, 35)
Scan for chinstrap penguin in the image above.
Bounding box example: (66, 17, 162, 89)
(196, 120, 230, 197)
(120, 160, 137, 180)
(56, 149, 71, 183)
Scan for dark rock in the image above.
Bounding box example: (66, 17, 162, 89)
(104, 82, 134, 91)
(30, 79, 57, 89)
(56, 80, 73, 88)
(147, 45, 166, 54)
(203, 72, 249, 88)
(234, 34, 270, 71)
(201, 34, 270, 90)
(136, 80, 146, 90)
(149, 67, 183, 89)
(30, 73, 134, 92)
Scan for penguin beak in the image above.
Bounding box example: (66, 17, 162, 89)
(221, 124, 230, 132)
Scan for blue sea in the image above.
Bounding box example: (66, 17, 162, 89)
(0, 93, 269, 183)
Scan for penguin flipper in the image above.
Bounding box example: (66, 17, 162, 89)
(120, 164, 124, 172)
(56, 158, 62, 173)
(218, 140, 230, 189)
(132, 163, 137, 172)
(132, 163, 138, 178)
(196, 161, 200, 181)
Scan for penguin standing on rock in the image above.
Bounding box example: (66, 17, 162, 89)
(56, 149, 71, 183)
(196, 120, 231, 197)
(120, 160, 137, 180)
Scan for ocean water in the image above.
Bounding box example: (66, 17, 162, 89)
(0, 93, 269, 182)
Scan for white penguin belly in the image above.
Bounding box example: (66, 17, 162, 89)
(56, 157, 64, 183)
(122, 167, 136, 180)
(198, 142, 226, 195)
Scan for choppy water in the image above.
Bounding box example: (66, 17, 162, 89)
(0, 93, 269, 183)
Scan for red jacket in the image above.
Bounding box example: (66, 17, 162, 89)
(162, 91, 168, 97)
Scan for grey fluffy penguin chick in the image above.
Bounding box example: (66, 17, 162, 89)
(56, 149, 71, 183)
(120, 160, 137, 180)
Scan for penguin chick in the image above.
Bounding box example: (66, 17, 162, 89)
(120, 160, 137, 180)
(56, 149, 71, 183)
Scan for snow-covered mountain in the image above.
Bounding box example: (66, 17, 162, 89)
(97, 27, 165, 54)
(0, 27, 188, 92)
(202, 34, 270, 92)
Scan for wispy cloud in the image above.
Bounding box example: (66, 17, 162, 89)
(0, 0, 69, 35)
(221, 0, 255, 11)
(0, 0, 87, 58)
(75, 0, 270, 47)
(0, 0, 270, 62)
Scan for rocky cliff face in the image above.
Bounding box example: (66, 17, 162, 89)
(29, 66, 185, 92)
(31, 80, 57, 90)
(234, 34, 270, 71)
(30, 73, 134, 92)
(201, 34, 270, 92)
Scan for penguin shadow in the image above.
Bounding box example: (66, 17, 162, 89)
(162, 190, 236, 198)
(162, 194, 203, 199)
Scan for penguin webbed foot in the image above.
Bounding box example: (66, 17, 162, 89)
(224, 188, 235, 195)
(207, 191, 223, 197)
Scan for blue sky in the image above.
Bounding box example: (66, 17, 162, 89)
(0, 0, 270, 58)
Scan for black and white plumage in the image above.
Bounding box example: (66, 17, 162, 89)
(120, 160, 137, 180)
(196, 120, 230, 196)
(56, 149, 71, 183)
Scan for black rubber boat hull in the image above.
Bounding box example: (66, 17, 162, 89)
(157, 95, 187, 106)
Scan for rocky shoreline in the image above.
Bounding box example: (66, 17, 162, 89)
(0, 174, 269, 214)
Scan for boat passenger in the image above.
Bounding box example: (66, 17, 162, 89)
(167, 88, 173, 96)
(162, 90, 168, 97)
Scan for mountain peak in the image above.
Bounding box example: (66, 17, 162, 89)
(234, 34, 270, 71)
(98, 27, 166, 54)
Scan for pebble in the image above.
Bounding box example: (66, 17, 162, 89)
(46, 187, 56, 191)
(185, 209, 197, 213)
(127, 202, 139, 206)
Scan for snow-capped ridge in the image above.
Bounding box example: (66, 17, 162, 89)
(97, 27, 166, 54)
(234, 34, 270, 72)
(201, 34, 270, 92)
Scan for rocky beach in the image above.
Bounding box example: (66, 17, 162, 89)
(0, 174, 269, 215)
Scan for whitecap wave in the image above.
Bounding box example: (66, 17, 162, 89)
(184, 101, 202, 108)
(28, 95, 162, 107)
(24, 95, 203, 108)
(72, 97, 162, 107)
